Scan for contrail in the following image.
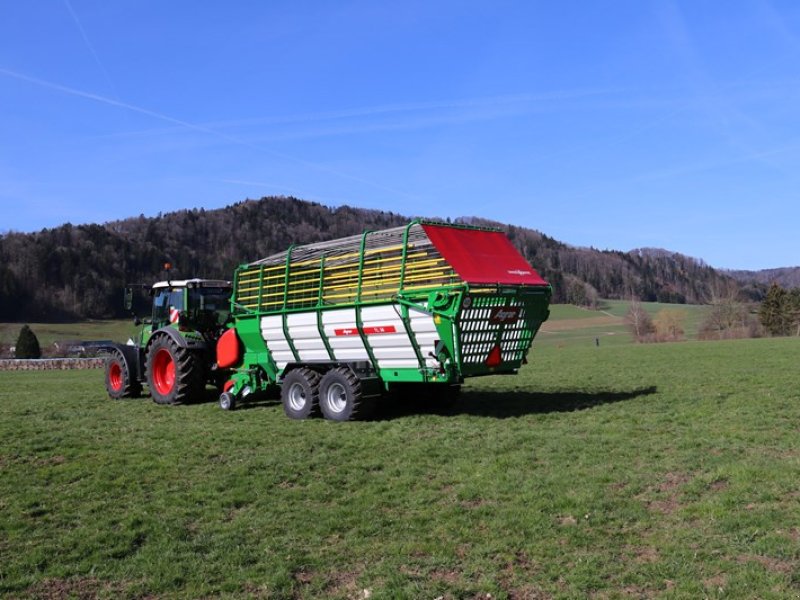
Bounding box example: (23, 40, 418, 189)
(194, 87, 629, 129)
(63, 0, 119, 100)
(0, 66, 417, 199)
(0, 66, 228, 134)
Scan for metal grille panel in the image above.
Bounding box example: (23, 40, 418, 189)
(457, 293, 538, 373)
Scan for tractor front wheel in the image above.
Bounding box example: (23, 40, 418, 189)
(104, 350, 141, 399)
(145, 335, 204, 405)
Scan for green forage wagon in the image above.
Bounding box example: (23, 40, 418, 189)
(216, 221, 551, 420)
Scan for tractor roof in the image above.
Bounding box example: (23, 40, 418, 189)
(152, 278, 231, 290)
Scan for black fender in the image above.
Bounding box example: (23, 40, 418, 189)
(148, 327, 209, 352)
(98, 342, 144, 384)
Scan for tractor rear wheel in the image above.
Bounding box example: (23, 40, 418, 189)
(318, 367, 372, 421)
(145, 335, 204, 405)
(281, 367, 321, 419)
(105, 350, 141, 399)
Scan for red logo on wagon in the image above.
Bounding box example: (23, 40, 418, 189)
(334, 328, 358, 336)
(334, 325, 398, 336)
(489, 307, 520, 324)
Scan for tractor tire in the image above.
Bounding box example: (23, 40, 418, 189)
(145, 335, 204, 405)
(281, 368, 321, 419)
(104, 350, 141, 399)
(318, 367, 371, 421)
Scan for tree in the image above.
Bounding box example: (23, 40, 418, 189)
(15, 324, 42, 359)
(653, 309, 686, 341)
(789, 289, 800, 336)
(564, 275, 599, 309)
(625, 298, 655, 342)
(759, 283, 789, 336)
(758, 284, 800, 337)
(700, 284, 757, 340)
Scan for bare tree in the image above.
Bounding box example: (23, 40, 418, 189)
(625, 298, 655, 342)
(653, 309, 686, 341)
(699, 282, 758, 339)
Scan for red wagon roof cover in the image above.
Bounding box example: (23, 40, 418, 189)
(422, 224, 548, 286)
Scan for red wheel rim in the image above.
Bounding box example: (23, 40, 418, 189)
(109, 362, 123, 391)
(152, 348, 176, 395)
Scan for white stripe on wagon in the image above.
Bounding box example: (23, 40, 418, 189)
(261, 304, 442, 371)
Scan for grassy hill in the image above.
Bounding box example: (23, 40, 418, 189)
(1, 336, 798, 598)
(538, 300, 712, 349)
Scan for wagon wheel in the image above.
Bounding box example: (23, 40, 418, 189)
(281, 367, 322, 419)
(318, 367, 372, 421)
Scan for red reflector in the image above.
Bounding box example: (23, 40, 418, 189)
(485, 345, 503, 367)
(217, 328, 242, 369)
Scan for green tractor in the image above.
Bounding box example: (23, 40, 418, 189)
(103, 277, 232, 404)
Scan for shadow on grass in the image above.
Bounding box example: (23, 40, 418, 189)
(166, 388, 274, 408)
(183, 384, 658, 420)
(375, 386, 658, 420)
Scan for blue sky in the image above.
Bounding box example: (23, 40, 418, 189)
(1, 1, 799, 270)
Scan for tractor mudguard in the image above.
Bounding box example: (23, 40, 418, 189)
(150, 326, 208, 352)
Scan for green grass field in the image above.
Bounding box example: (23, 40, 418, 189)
(0, 320, 135, 349)
(2, 335, 799, 598)
(538, 301, 712, 349)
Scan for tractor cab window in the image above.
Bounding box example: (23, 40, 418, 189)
(153, 288, 184, 324)
(188, 286, 231, 324)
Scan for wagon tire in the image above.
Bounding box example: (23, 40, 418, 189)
(145, 335, 204, 405)
(105, 350, 141, 399)
(219, 391, 236, 411)
(281, 368, 321, 419)
(318, 367, 372, 421)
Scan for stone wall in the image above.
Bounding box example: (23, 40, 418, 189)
(0, 358, 104, 371)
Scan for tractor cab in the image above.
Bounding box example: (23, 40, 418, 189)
(150, 279, 232, 333)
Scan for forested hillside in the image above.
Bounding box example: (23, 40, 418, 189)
(728, 267, 800, 290)
(0, 196, 749, 320)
